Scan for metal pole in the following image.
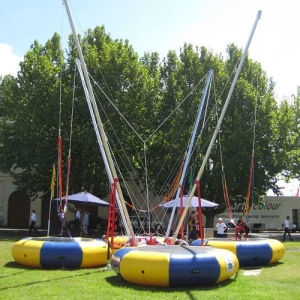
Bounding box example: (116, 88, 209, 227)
(165, 70, 213, 238)
(63, 0, 136, 241)
(47, 195, 52, 236)
(76, 59, 131, 237)
(171, 10, 262, 243)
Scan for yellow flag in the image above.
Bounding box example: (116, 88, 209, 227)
(50, 165, 56, 199)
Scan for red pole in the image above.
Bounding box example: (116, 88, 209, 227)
(179, 185, 184, 239)
(195, 180, 204, 246)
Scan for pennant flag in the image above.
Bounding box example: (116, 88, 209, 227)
(50, 164, 56, 199)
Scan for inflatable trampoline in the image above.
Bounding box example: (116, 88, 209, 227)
(191, 238, 285, 267)
(111, 245, 239, 287)
(12, 236, 109, 268)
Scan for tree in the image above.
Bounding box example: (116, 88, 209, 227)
(276, 89, 300, 180)
(0, 34, 64, 199)
(181, 44, 281, 226)
(0, 27, 291, 230)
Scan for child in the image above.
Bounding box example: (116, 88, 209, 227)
(216, 218, 227, 238)
(236, 217, 250, 240)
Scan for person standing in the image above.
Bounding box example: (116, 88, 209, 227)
(216, 218, 227, 238)
(75, 208, 81, 233)
(29, 210, 38, 235)
(188, 211, 198, 242)
(82, 210, 89, 237)
(283, 216, 293, 241)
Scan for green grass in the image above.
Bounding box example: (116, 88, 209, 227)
(1, 236, 300, 300)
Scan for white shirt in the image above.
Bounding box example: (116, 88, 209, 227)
(83, 213, 89, 226)
(284, 219, 290, 229)
(216, 222, 227, 234)
(31, 212, 36, 222)
(76, 210, 80, 219)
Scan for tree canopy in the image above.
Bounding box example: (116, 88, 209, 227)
(0, 26, 297, 225)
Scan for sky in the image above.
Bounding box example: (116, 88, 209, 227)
(0, 0, 300, 196)
(0, 0, 300, 102)
(266, 178, 299, 197)
(0, 0, 299, 195)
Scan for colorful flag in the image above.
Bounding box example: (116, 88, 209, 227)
(50, 165, 56, 199)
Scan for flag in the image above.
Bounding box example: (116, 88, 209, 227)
(50, 164, 56, 199)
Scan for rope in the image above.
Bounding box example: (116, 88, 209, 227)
(89, 73, 206, 144)
(178, 185, 185, 239)
(222, 167, 232, 218)
(162, 160, 184, 202)
(216, 87, 232, 219)
(64, 65, 76, 212)
(57, 137, 63, 212)
(88, 69, 216, 228)
(195, 180, 204, 246)
(244, 155, 254, 215)
(106, 179, 118, 247)
(244, 71, 259, 215)
(57, 2, 64, 213)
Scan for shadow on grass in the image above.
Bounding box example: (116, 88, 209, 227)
(0, 267, 100, 291)
(104, 270, 238, 293)
(0, 262, 29, 278)
(3, 261, 103, 272)
(0, 236, 27, 242)
(4, 261, 30, 269)
(239, 261, 283, 272)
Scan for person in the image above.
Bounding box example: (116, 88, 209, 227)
(283, 216, 293, 241)
(29, 210, 38, 235)
(236, 217, 250, 240)
(82, 210, 89, 237)
(61, 211, 73, 238)
(216, 218, 227, 238)
(188, 211, 198, 241)
(75, 207, 81, 233)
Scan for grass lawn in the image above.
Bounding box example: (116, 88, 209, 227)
(0, 235, 299, 300)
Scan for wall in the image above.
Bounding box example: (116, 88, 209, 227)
(3, 168, 299, 231)
(213, 196, 300, 230)
(0, 173, 42, 228)
(0, 173, 19, 226)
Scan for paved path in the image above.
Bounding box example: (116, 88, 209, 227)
(251, 230, 299, 241)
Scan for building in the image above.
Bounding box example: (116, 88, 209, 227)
(0, 172, 55, 228)
(2, 169, 300, 232)
(214, 196, 300, 230)
(0, 172, 31, 227)
(0, 172, 153, 230)
(0, 172, 77, 230)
